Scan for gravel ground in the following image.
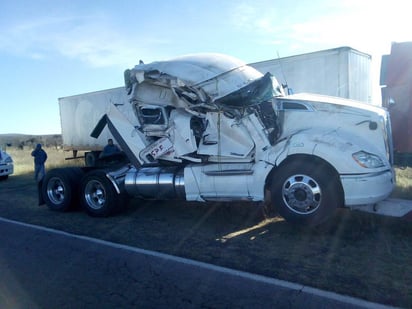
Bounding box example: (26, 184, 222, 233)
(0, 173, 411, 308)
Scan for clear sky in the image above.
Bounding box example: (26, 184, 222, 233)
(1, 0, 411, 135)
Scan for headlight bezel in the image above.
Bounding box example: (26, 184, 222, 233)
(352, 151, 385, 168)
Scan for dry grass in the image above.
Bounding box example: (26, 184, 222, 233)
(392, 167, 412, 199)
(7, 147, 83, 176)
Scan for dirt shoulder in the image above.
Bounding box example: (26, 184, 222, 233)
(0, 173, 411, 308)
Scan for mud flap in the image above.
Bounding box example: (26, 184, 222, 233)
(38, 179, 45, 206)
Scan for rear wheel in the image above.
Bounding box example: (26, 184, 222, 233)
(42, 168, 83, 211)
(85, 151, 100, 167)
(269, 159, 342, 226)
(80, 170, 124, 217)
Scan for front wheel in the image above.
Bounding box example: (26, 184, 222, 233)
(80, 170, 124, 217)
(269, 159, 342, 226)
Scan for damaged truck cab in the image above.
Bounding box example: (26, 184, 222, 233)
(44, 53, 395, 226)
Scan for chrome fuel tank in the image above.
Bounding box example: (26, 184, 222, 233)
(124, 167, 185, 199)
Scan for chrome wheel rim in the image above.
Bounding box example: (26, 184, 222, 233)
(46, 177, 65, 205)
(282, 174, 321, 214)
(84, 180, 106, 210)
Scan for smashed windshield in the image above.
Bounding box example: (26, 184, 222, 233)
(214, 72, 284, 108)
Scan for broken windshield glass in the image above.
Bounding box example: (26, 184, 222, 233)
(214, 73, 284, 108)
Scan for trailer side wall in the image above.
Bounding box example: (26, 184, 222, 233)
(249, 46, 372, 103)
(59, 87, 136, 151)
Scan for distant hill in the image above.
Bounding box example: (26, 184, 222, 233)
(0, 134, 62, 149)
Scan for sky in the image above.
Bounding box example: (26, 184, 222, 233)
(1, 0, 411, 135)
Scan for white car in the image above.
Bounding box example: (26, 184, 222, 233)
(0, 149, 14, 180)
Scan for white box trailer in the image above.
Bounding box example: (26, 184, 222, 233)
(59, 87, 136, 153)
(249, 46, 372, 103)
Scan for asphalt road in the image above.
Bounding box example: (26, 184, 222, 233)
(0, 217, 394, 309)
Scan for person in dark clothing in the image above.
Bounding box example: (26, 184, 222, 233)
(100, 138, 120, 158)
(31, 144, 47, 205)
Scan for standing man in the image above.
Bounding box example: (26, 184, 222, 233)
(31, 143, 47, 205)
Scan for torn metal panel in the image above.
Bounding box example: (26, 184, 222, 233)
(125, 53, 284, 112)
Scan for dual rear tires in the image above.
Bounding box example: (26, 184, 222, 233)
(42, 168, 124, 217)
(268, 159, 343, 227)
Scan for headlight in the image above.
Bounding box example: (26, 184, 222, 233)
(5, 157, 13, 164)
(352, 151, 384, 168)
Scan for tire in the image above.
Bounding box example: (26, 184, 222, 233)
(42, 168, 82, 212)
(85, 152, 99, 167)
(80, 170, 124, 217)
(269, 159, 342, 227)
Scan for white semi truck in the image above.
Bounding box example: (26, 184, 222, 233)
(43, 53, 395, 226)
